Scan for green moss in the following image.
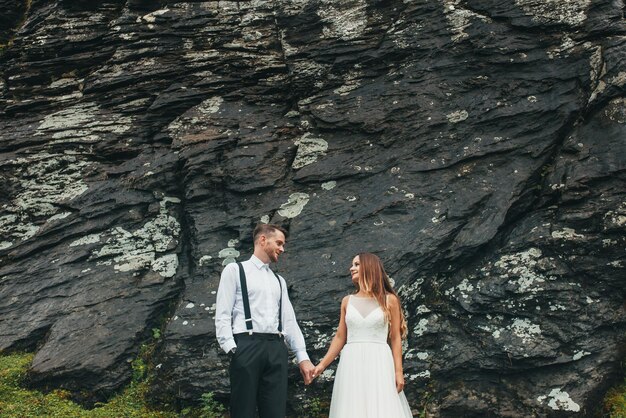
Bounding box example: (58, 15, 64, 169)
(302, 396, 324, 417)
(0, 352, 176, 418)
(199, 393, 226, 417)
(0, 352, 227, 418)
(604, 377, 626, 418)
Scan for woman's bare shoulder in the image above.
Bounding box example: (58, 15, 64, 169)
(386, 293, 400, 306)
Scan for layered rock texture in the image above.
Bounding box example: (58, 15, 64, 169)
(1, 0, 625, 416)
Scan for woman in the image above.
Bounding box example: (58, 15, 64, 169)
(312, 253, 413, 417)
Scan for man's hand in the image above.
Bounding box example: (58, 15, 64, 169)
(299, 360, 315, 385)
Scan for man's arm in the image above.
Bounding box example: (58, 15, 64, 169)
(215, 263, 237, 354)
(279, 276, 314, 384)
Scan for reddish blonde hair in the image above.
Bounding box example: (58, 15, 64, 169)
(355, 252, 407, 339)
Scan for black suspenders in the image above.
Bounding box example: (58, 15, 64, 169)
(236, 262, 283, 335)
(237, 262, 254, 334)
(274, 270, 283, 334)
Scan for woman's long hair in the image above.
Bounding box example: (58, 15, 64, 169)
(355, 252, 408, 339)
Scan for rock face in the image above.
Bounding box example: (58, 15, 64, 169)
(0, 0, 624, 416)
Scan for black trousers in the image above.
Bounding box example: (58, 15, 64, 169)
(230, 333, 289, 418)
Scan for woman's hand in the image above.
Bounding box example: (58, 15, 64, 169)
(312, 364, 325, 380)
(395, 370, 405, 393)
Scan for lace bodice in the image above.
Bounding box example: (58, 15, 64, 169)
(345, 295, 388, 344)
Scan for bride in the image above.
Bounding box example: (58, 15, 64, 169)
(312, 252, 413, 417)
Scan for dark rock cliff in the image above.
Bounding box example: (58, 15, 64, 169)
(0, 0, 624, 416)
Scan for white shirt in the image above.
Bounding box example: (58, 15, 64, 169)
(215, 255, 310, 363)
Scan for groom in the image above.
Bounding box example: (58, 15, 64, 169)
(215, 224, 315, 418)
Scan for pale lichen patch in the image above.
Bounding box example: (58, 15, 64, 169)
(48, 212, 72, 222)
(605, 98, 626, 124)
(152, 253, 179, 277)
(70, 233, 101, 247)
(37, 102, 132, 143)
(319, 369, 335, 380)
(588, 45, 606, 103)
(442, 0, 490, 42)
(493, 248, 548, 293)
(138, 8, 170, 23)
(409, 370, 431, 380)
(11, 153, 89, 216)
(608, 72, 626, 88)
(321, 181, 337, 190)
(508, 318, 541, 343)
(277, 193, 310, 218)
(416, 305, 431, 314)
(537, 388, 580, 412)
(603, 203, 626, 229)
(333, 70, 364, 96)
(317, 0, 367, 41)
(446, 110, 469, 123)
(83, 197, 181, 278)
(445, 278, 476, 299)
(313, 332, 333, 350)
(1, 153, 90, 248)
(547, 35, 576, 59)
(413, 318, 429, 336)
(197, 96, 224, 115)
(292, 134, 328, 169)
(218, 247, 240, 266)
(551, 228, 585, 239)
(397, 277, 424, 303)
(515, 0, 591, 26)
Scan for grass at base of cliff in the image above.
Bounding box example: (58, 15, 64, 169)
(0, 352, 178, 418)
(604, 377, 626, 418)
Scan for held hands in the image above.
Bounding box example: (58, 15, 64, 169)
(311, 364, 325, 381)
(299, 360, 315, 385)
(395, 370, 405, 393)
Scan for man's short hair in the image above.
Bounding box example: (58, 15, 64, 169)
(253, 224, 288, 243)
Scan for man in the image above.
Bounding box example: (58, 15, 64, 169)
(215, 224, 315, 418)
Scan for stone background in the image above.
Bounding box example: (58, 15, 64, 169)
(0, 0, 624, 416)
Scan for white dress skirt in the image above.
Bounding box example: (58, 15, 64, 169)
(328, 295, 413, 418)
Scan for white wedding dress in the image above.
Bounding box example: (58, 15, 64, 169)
(328, 295, 413, 418)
